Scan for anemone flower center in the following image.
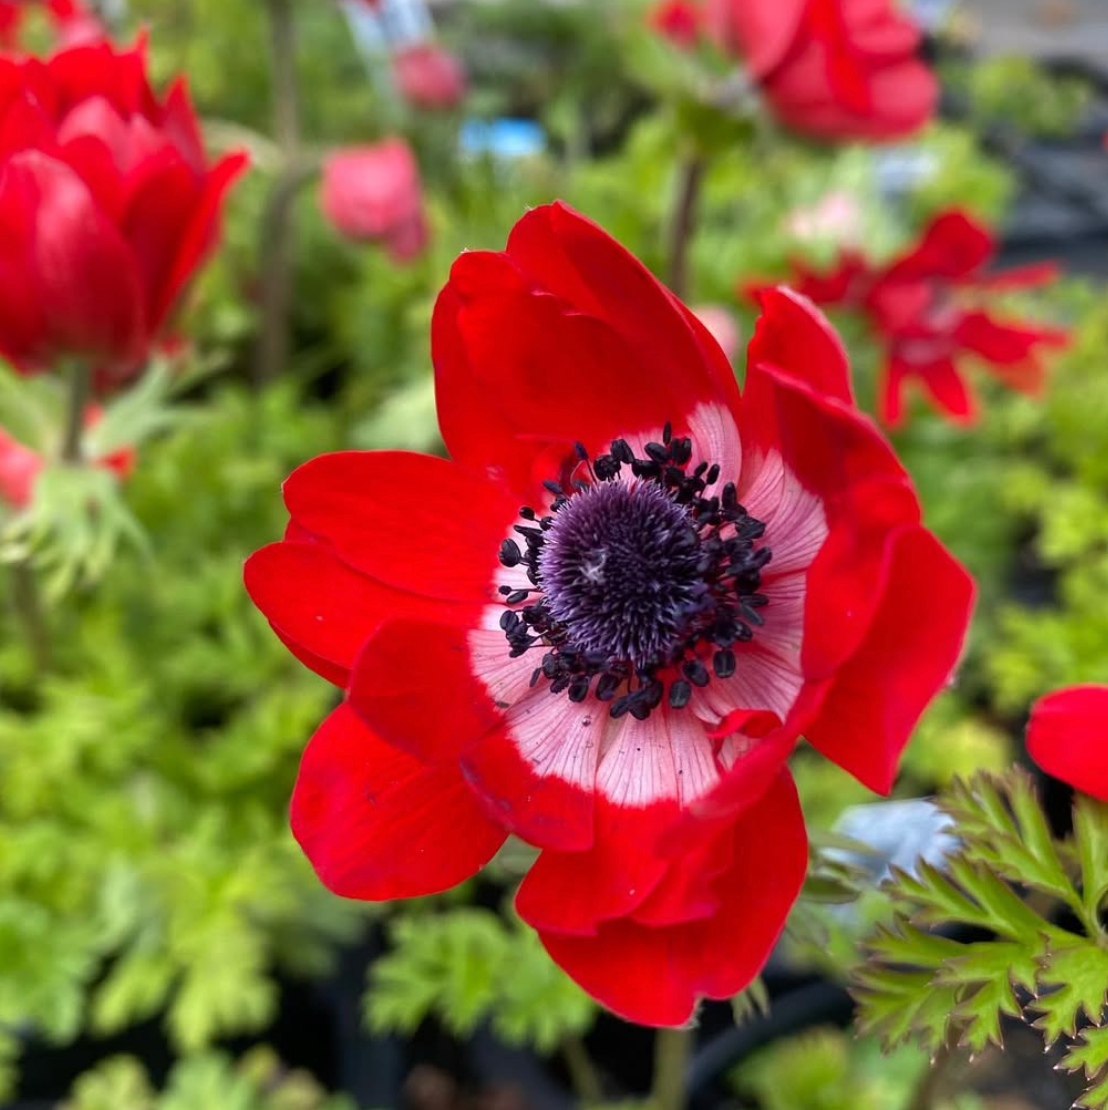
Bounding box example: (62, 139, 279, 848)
(496, 427, 772, 721)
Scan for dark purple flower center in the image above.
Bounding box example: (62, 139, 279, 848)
(496, 426, 771, 720)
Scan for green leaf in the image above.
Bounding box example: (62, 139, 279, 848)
(1032, 943, 1108, 1045)
(942, 773, 1075, 902)
(1075, 795, 1108, 926)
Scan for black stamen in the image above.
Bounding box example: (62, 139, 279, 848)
(496, 429, 771, 719)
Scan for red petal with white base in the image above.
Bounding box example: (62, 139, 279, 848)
(806, 525, 975, 794)
(536, 770, 807, 1027)
(460, 701, 599, 852)
(1027, 686, 1108, 802)
(433, 203, 739, 491)
(291, 704, 508, 900)
(283, 451, 517, 603)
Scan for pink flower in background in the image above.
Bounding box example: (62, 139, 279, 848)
(785, 191, 864, 246)
(692, 304, 740, 362)
(649, 0, 704, 50)
(321, 139, 429, 263)
(0, 408, 134, 509)
(392, 43, 467, 110)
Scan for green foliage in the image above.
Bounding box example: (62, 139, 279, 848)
(732, 1025, 985, 1110)
(854, 772, 1108, 1107)
(943, 55, 1093, 139)
(62, 1047, 357, 1110)
(366, 907, 596, 1053)
(0, 383, 362, 1087)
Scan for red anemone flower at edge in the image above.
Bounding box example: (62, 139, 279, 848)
(1027, 686, 1108, 802)
(245, 202, 974, 1027)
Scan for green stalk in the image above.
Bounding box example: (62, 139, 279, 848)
(650, 1027, 693, 1110)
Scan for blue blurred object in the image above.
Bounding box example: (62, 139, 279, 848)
(460, 118, 548, 160)
(872, 146, 940, 198)
(905, 0, 960, 31)
(340, 0, 434, 54)
(834, 797, 958, 884)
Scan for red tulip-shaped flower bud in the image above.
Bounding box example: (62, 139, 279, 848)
(0, 39, 248, 377)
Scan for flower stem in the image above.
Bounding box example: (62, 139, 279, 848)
(61, 362, 90, 464)
(666, 153, 705, 302)
(650, 1027, 693, 1110)
(10, 562, 51, 672)
(255, 0, 303, 387)
(560, 1034, 603, 1106)
(905, 1041, 956, 1110)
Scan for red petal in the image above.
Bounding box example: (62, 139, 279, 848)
(291, 704, 507, 900)
(433, 203, 738, 489)
(806, 526, 975, 794)
(507, 203, 741, 412)
(536, 770, 807, 1027)
(0, 151, 146, 366)
(460, 704, 598, 852)
(283, 451, 517, 603)
(516, 798, 678, 932)
(1027, 686, 1108, 802)
(886, 211, 994, 283)
(747, 286, 854, 404)
(147, 150, 247, 332)
(244, 542, 471, 685)
(348, 618, 501, 765)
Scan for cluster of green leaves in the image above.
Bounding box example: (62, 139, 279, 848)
(365, 907, 596, 1054)
(854, 771, 1108, 1108)
(732, 1025, 984, 1110)
(0, 384, 364, 1098)
(62, 1047, 357, 1110)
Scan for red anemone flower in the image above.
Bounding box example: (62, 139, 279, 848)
(1027, 686, 1108, 802)
(704, 0, 937, 142)
(0, 39, 248, 379)
(320, 139, 429, 263)
(762, 210, 1070, 427)
(245, 202, 974, 1026)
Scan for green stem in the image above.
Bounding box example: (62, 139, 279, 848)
(61, 362, 90, 464)
(255, 0, 303, 387)
(650, 1027, 693, 1110)
(905, 1041, 956, 1110)
(10, 562, 51, 672)
(666, 153, 705, 301)
(560, 1034, 603, 1106)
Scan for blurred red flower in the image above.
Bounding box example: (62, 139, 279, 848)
(246, 202, 973, 1026)
(648, 0, 703, 50)
(0, 407, 133, 508)
(320, 139, 429, 263)
(770, 210, 1070, 426)
(704, 0, 937, 141)
(392, 43, 467, 110)
(1028, 686, 1108, 802)
(0, 39, 247, 379)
